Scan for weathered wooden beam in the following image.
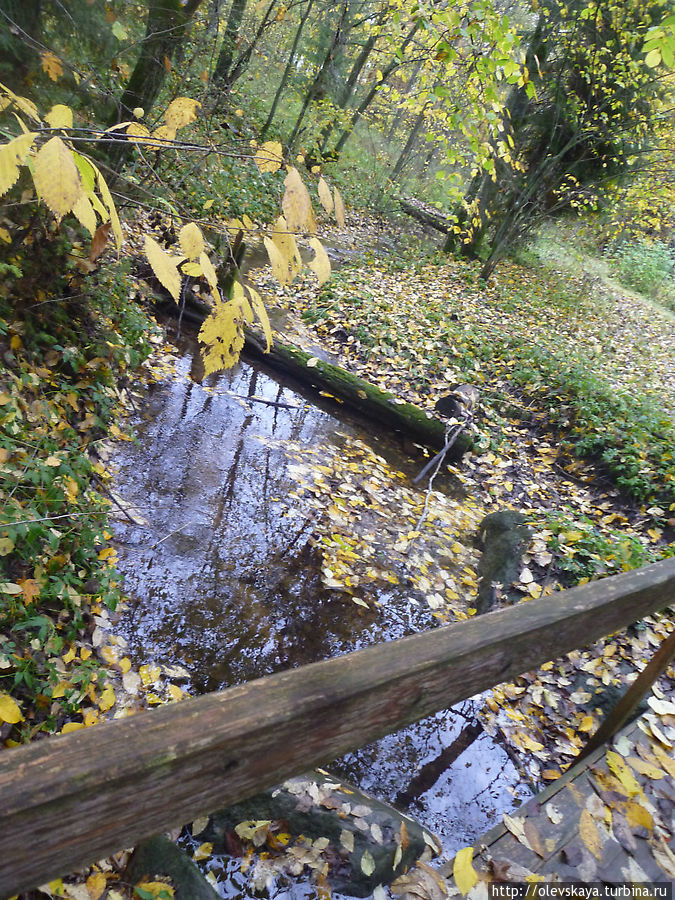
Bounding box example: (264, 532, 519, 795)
(0, 558, 673, 897)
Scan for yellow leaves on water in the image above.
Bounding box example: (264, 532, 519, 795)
(453, 846, 478, 895)
(0, 132, 37, 197)
(282, 166, 317, 234)
(308, 237, 331, 286)
(33, 136, 83, 220)
(192, 841, 213, 861)
(0, 692, 23, 724)
(145, 234, 181, 302)
(254, 140, 284, 174)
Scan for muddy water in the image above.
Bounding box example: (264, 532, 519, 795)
(112, 329, 530, 876)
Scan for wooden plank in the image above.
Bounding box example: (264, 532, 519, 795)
(0, 558, 673, 896)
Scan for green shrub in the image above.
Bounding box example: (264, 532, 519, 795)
(611, 239, 674, 299)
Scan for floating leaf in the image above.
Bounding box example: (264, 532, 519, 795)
(193, 842, 213, 861)
(254, 140, 284, 174)
(360, 849, 375, 877)
(144, 234, 182, 301)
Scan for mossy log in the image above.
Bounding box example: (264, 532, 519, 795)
(244, 329, 473, 458)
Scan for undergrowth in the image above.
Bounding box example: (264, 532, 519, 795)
(0, 217, 159, 743)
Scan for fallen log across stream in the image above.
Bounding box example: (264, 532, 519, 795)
(1, 557, 673, 896)
(244, 329, 473, 457)
(158, 290, 473, 458)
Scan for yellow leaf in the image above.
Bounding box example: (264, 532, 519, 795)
(80, 648, 92, 661)
(84, 709, 99, 727)
(579, 808, 603, 859)
(145, 234, 182, 301)
(86, 871, 107, 900)
(179, 222, 204, 260)
(0, 537, 14, 556)
(307, 237, 331, 286)
(624, 800, 652, 831)
(0, 693, 23, 724)
(151, 123, 177, 145)
(100, 645, 118, 665)
(133, 107, 145, 118)
(198, 251, 219, 297)
(72, 193, 97, 236)
(93, 164, 122, 251)
(198, 298, 246, 375)
(0, 84, 40, 121)
(45, 104, 74, 133)
(126, 123, 151, 143)
(33, 135, 83, 220)
(182, 261, 202, 277)
(254, 140, 284, 174)
(0, 132, 37, 197)
(203, 198, 214, 210)
(0, 226, 10, 242)
(41, 51, 63, 82)
(264, 235, 294, 286)
(606, 749, 641, 797)
(164, 97, 201, 130)
(134, 881, 174, 899)
(193, 842, 213, 861)
(61, 721, 85, 734)
(453, 846, 478, 895)
(167, 683, 184, 701)
(282, 166, 316, 234)
(334, 186, 346, 227)
(120, 657, 132, 673)
(626, 757, 663, 780)
(98, 685, 115, 712)
(579, 715, 595, 733)
(360, 849, 375, 876)
(246, 285, 272, 352)
(62, 646, 76, 664)
(269, 215, 301, 282)
(97, 547, 115, 561)
(317, 175, 334, 214)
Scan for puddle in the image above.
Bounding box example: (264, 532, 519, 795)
(111, 329, 530, 892)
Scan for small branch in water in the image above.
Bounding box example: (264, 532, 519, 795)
(410, 417, 470, 538)
(150, 523, 189, 550)
(228, 392, 300, 410)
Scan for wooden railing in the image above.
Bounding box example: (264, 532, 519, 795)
(1, 557, 674, 898)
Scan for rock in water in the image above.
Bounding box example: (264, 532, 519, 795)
(476, 510, 532, 614)
(199, 770, 436, 896)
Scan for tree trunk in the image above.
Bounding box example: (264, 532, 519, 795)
(260, 0, 316, 138)
(389, 92, 435, 182)
(287, 1, 350, 149)
(113, 0, 203, 123)
(222, 0, 278, 94)
(331, 20, 419, 155)
(210, 0, 249, 90)
(317, 28, 379, 151)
